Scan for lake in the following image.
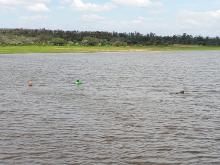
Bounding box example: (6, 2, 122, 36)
(0, 51, 220, 165)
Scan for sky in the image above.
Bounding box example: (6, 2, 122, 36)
(1, 0, 220, 36)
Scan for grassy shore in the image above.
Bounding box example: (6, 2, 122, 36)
(1, 45, 220, 54)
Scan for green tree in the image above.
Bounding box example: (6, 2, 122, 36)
(112, 40, 127, 47)
(50, 37, 66, 46)
(81, 37, 100, 46)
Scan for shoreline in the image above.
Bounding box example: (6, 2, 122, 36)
(1, 45, 220, 54)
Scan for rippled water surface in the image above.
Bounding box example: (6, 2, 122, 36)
(0, 51, 220, 165)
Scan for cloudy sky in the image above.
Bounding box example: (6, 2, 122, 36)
(1, 0, 220, 36)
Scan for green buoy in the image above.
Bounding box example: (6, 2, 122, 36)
(75, 80, 82, 85)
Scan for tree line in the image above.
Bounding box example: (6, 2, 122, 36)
(0, 28, 220, 46)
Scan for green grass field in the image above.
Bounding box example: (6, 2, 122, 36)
(1, 45, 220, 54)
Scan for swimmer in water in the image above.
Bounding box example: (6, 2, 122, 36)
(170, 90, 185, 95)
(176, 90, 184, 94)
(28, 80, 33, 86)
(75, 80, 82, 85)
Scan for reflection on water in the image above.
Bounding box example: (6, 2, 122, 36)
(0, 52, 220, 165)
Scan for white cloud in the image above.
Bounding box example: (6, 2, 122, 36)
(70, 0, 163, 13)
(68, 0, 164, 18)
(112, 0, 152, 7)
(71, 0, 114, 12)
(26, 3, 49, 12)
(0, 0, 21, 5)
(0, 0, 50, 12)
(178, 10, 220, 28)
(131, 16, 145, 24)
(112, 0, 162, 8)
(20, 15, 48, 21)
(80, 14, 104, 22)
(97, 16, 149, 33)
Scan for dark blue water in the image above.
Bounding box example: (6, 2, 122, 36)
(0, 51, 220, 165)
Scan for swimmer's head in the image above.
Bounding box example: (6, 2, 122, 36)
(28, 80, 33, 86)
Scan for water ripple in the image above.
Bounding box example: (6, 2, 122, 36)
(0, 52, 220, 164)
